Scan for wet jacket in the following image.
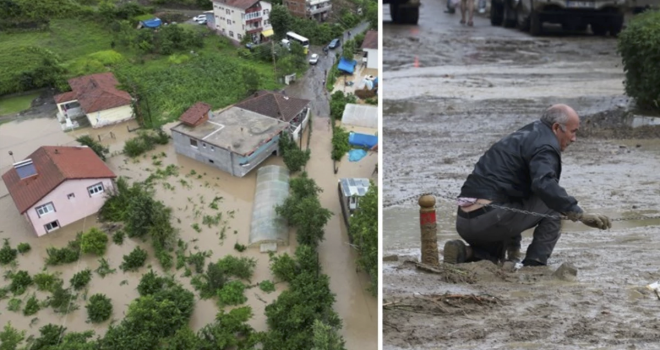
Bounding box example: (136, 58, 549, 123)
(459, 120, 582, 215)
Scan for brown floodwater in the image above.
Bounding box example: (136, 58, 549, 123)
(0, 115, 377, 348)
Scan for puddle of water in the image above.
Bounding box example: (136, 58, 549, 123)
(0, 116, 377, 348)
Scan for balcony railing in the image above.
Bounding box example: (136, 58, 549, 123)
(246, 27, 263, 34)
(307, 4, 331, 15)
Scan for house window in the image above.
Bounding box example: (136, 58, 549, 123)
(88, 183, 104, 196)
(36, 202, 55, 217)
(264, 9, 269, 14)
(229, 31, 234, 37)
(190, 139, 198, 148)
(264, 19, 269, 25)
(226, 9, 230, 14)
(227, 19, 231, 25)
(211, 146, 215, 152)
(233, 20, 236, 24)
(209, 159, 214, 164)
(203, 143, 207, 148)
(67, 193, 75, 200)
(45, 220, 60, 233)
(238, 34, 242, 40)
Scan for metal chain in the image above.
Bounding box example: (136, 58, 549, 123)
(383, 192, 660, 222)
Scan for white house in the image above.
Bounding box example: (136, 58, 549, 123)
(360, 30, 378, 70)
(212, 0, 272, 44)
(53, 72, 134, 129)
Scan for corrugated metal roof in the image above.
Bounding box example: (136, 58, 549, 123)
(339, 178, 371, 198)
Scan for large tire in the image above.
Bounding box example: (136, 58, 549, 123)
(491, 2, 504, 26)
(503, 1, 516, 28)
(529, 11, 542, 36)
(516, 4, 530, 32)
(390, 3, 400, 22)
(400, 6, 420, 24)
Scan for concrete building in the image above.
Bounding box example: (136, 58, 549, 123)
(54, 72, 133, 129)
(212, 0, 272, 43)
(337, 178, 372, 240)
(2, 146, 117, 237)
(234, 90, 311, 141)
(360, 30, 378, 70)
(284, 0, 331, 21)
(171, 103, 289, 177)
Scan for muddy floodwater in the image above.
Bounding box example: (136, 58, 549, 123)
(383, 5, 660, 350)
(0, 107, 377, 347)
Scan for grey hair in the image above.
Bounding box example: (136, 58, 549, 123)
(540, 107, 570, 130)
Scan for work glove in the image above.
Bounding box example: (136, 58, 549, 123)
(580, 213, 612, 230)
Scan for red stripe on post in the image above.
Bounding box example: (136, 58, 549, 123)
(420, 211, 436, 226)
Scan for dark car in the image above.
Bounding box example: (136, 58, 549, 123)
(328, 38, 340, 49)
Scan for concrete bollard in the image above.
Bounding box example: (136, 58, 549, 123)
(419, 194, 439, 266)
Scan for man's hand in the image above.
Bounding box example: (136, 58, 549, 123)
(565, 212, 582, 222)
(579, 213, 612, 230)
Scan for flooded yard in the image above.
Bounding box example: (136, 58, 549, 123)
(0, 109, 377, 348)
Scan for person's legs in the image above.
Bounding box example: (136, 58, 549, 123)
(519, 197, 561, 265)
(467, 0, 475, 25)
(460, 0, 467, 23)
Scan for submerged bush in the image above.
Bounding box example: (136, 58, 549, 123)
(86, 294, 113, 323)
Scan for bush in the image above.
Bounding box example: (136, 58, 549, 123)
(617, 11, 660, 111)
(80, 228, 109, 255)
(17, 243, 31, 254)
(191, 262, 227, 299)
(34, 272, 62, 292)
(9, 270, 33, 295)
(0, 239, 17, 265)
(217, 280, 247, 307)
(47, 282, 78, 314)
(113, 230, 125, 245)
(76, 135, 110, 161)
(120, 247, 148, 272)
(234, 242, 247, 252)
(7, 298, 22, 312)
(95, 258, 117, 277)
(217, 256, 256, 280)
(259, 280, 276, 293)
(123, 129, 170, 157)
(23, 294, 40, 316)
(86, 294, 113, 323)
(331, 127, 350, 161)
(70, 269, 93, 290)
(349, 183, 378, 295)
(45, 235, 81, 266)
(279, 133, 311, 173)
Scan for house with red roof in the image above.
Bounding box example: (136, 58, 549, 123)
(1, 146, 117, 236)
(54, 72, 134, 129)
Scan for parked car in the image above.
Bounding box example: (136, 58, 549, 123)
(193, 15, 206, 21)
(328, 38, 340, 49)
(309, 53, 319, 65)
(196, 18, 207, 25)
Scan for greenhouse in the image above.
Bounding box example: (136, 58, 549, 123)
(249, 165, 290, 251)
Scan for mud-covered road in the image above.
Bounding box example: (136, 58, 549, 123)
(382, 4, 660, 350)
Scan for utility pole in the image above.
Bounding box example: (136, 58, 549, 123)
(271, 39, 277, 83)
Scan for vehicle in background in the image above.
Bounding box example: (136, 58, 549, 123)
(196, 18, 207, 25)
(491, 0, 626, 37)
(309, 53, 319, 64)
(384, 0, 420, 25)
(193, 15, 206, 21)
(286, 32, 310, 54)
(328, 38, 341, 49)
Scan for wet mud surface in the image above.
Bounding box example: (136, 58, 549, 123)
(383, 4, 660, 350)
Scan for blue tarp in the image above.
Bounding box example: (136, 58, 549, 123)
(141, 18, 162, 28)
(338, 57, 357, 74)
(373, 77, 378, 86)
(348, 132, 378, 149)
(348, 149, 368, 162)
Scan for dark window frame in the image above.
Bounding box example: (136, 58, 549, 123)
(87, 182, 104, 197)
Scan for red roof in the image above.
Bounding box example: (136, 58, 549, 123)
(58, 73, 132, 113)
(1, 146, 116, 214)
(180, 102, 212, 126)
(361, 30, 378, 50)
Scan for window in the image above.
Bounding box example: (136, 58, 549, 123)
(88, 183, 104, 196)
(229, 31, 234, 37)
(226, 9, 230, 14)
(264, 19, 269, 26)
(238, 34, 242, 40)
(263, 9, 269, 14)
(190, 139, 198, 148)
(211, 146, 215, 152)
(36, 202, 55, 217)
(209, 159, 214, 164)
(233, 20, 236, 24)
(202, 143, 207, 148)
(45, 220, 60, 232)
(227, 19, 231, 25)
(67, 193, 75, 200)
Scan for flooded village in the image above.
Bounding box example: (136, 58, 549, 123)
(0, 1, 379, 348)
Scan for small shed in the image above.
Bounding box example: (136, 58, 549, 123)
(341, 103, 378, 129)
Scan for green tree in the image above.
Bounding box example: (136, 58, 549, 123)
(242, 68, 260, 96)
(311, 319, 346, 350)
(80, 228, 109, 255)
(349, 183, 378, 295)
(279, 133, 310, 173)
(86, 294, 113, 323)
(342, 39, 356, 60)
(0, 322, 25, 350)
(269, 5, 292, 39)
(76, 136, 109, 161)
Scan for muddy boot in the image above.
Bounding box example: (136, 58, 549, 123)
(443, 240, 472, 264)
(506, 247, 522, 263)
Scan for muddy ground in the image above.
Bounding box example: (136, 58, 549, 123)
(383, 5, 660, 350)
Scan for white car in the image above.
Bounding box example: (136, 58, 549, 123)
(196, 18, 207, 25)
(309, 53, 319, 65)
(193, 15, 206, 22)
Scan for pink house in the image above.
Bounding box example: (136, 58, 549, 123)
(1, 146, 117, 237)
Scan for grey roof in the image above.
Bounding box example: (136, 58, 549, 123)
(339, 178, 371, 198)
(171, 106, 289, 156)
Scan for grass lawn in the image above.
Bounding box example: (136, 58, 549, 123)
(0, 92, 41, 115)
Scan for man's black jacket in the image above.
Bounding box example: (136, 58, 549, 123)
(459, 120, 582, 215)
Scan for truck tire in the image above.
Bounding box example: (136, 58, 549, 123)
(400, 7, 420, 24)
(529, 12, 542, 36)
(609, 14, 624, 36)
(390, 3, 400, 22)
(503, 1, 516, 28)
(516, 4, 530, 32)
(491, 2, 504, 26)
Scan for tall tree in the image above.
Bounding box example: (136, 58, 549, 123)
(269, 5, 292, 39)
